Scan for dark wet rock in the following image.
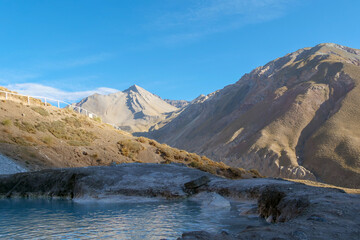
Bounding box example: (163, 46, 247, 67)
(0, 164, 216, 199)
(183, 176, 210, 195)
(177, 231, 213, 240)
(258, 187, 286, 222)
(292, 230, 309, 240)
(258, 186, 309, 223)
(0, 170, 88, 198)
(0, 163, 359, 240)
(178, 230, 235, 240)
(277, 196, 309, 222)
(237, 226, 291, 240)
(240, 206, 258, 215)
(307, 215, 326, 222)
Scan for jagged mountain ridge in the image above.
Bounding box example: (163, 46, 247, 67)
(146, 43, 360, 188)
(164, 99, 189, 108)
(75, 85, 179, 132)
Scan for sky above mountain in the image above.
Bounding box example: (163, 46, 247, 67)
(0, 0, 359, 102)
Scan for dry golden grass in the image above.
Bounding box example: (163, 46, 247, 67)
(41, 136, 53, 145)
(0, 96, 262, 180)
(117, 139, 144, 160)
(1, 119, 12, 126)
(9, 115, 97, 147)
(139, 136, 261, 179)
(63, 117, 82, 128)
(93, 116, 102, 123)
(2, 128, 10, 134)
(9, 136, 30, 146)
(23, 135, 37, 144)
(14, 121, 37, 134)
(31, 107, 50, 117)
(45, 120, 97, 146)
(35, 122, 49, 132)
(286, 179, 360, 194)
(135, 136, 148, 144)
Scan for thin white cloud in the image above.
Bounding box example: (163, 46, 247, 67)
(162, 0, 292, 25)
(6, 83, 119, 103)
(0, 52, 113, 86)
(153, 0, 296, 43)
(36, 52, 113, 71)
(0, 69, 40, 84)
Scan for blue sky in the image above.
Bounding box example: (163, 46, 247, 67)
(0, 0, 359, 102)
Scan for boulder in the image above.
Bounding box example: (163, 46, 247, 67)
(190, 192, 231, 209)
(258, 186, 309, 223)
(183, 176, 210, 195)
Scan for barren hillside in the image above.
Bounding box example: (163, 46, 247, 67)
(0, 90, 260, 180)
(146, 43, 360, 188)
(75, 85, 179, 133)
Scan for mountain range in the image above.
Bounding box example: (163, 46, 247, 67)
(75, 43, 360, 188)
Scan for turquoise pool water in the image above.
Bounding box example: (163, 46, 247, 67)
(0, 198, 263, 239)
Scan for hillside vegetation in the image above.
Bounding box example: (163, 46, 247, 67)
(0, 90, 260, 180)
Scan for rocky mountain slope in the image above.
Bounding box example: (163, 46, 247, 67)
(164, 99, 189, 108)
(146, 43, 360, 188)
(75, 85, 178, 132)
(0, 90, 260, 179)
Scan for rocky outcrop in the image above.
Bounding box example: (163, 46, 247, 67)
(0, 164, 210, 199)
(183, 176, 210, 195)
(0, 154, 27, 175)
(164, 99, 189, 108)
(147, 43, 360, 188)
(0, 164, 359, 239)
(257, 186, 309, 223)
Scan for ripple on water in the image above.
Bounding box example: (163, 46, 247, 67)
(0, 198, 265, 239)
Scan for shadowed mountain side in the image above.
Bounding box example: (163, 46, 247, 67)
(144, 43, 360, 188)
(75, 85, 179, 132)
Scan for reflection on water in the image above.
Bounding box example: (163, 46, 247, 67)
(0, 198, 263, 239)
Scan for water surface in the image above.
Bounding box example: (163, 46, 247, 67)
(0, 198, 263, 239)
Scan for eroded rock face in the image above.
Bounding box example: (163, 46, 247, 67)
(0, 170, 89, 198)
(183, 176, 211, 195)
(0, 164, 215, 199)
(0, 164, 359, 240)
(258, 187, 309, 223)
(258, 187, 286, 223)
